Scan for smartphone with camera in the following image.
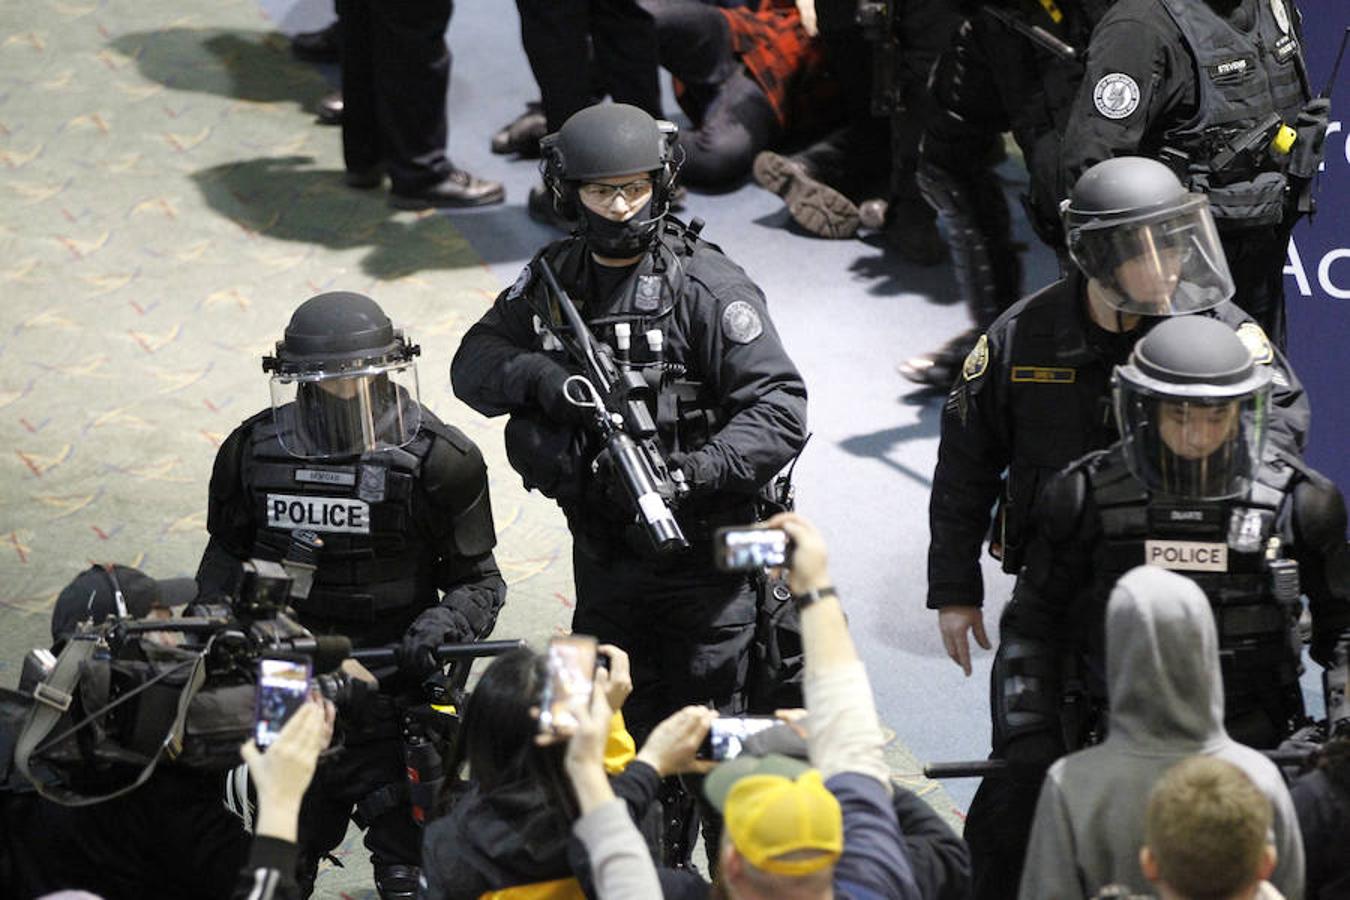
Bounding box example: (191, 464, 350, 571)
(254, 656, 312, 749)
(714, 527, 792, 572)
(697, 716, 779, 761)
(537, 635, 599, 735)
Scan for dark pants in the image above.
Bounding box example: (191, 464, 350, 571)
(571, 541, 756, 741)
(338, 0, 453, 192)
(964, 770, 1045, 900)
(517, 0, 662, 133)
(1222, 225, 1292, 351)
(645, 0, 779, 188)
(0, 769, 249, 900)
(296, 694, 421, 894)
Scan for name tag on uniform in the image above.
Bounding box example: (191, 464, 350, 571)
(1010, 366, 1076, 384)
(266, 494, 371, 534)
(1145, 539, 1228, 572)
(295, 468, 356, 487)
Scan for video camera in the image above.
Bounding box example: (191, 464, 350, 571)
(10, 559, 522, 806)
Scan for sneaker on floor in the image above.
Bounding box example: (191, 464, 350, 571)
(527, 184, 577, 230)
(897, 327, 983, 389)
(491, 102, 547, 157)
(389, 166, 505, 210)
(752, 151, 859, 239)
(315, 91, 343, 126)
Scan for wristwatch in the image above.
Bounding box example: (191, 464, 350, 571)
(792, 585, 837, 610)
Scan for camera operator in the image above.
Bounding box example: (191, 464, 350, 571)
(1, 564, 250, 900)
(197, 291, 507, 900)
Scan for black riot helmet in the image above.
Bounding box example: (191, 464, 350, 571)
(539, 103, 682, 256)
(1112, 316, 1271, 500)
(1063, 157, 1234, 317)
(262, 292, 422, 459)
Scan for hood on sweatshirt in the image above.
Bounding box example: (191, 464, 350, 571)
(1105, 565, 1228, 752)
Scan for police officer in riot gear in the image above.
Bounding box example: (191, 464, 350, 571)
(929, 156, 1308, 693)
(1060, 0, 1324, 349)
(900, 0, 1116, 388)
(197, 291, 507, 899)
(967, 313, 1350, 894)
(451, 103, 808, 862)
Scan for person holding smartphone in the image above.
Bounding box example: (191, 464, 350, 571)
(197, 292, 507, 900)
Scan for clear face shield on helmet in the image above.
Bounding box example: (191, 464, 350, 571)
(1113, 365, 1272, 500)
(268, 360, 421, 459)
(1067, 194, 1235, 316)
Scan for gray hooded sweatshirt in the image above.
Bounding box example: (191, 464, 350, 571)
(1017, 565, 1305, 899)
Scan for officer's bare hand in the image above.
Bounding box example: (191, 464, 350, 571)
(341, 658, 379, 686)
(938, 606, 991, 677)
(598, 644, 632, 711)
(636, 706, 718, 777)
(764, 512, 830, 595)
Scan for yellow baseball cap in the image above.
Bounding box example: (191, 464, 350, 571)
(704, 753, 843, 876)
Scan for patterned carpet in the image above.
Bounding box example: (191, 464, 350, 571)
(0, 1, 961, 894)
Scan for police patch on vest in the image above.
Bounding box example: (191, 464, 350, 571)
(295, 468, 357, 487)
(1269, 0, 1290, 34)
(1093, 73, 1141, 119)
(1010, 366, 1076, 384)
(1237, 322, 1274, 365)
(506, 264, 532, 301)
(1145, 539, 1228, 572)
(721, 300, 763, 344)
(267, 494, 371, 534)
(634, 275, 662, 312)
(1273, 34, 1298, 64)
(1206, 57, 1250, 80)
(962, 334, 989, 382)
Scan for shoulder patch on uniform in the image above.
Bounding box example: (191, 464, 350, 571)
(1092, 73, 1141, 119)
(962, 334, 990, 381)
(506, 264, 532, 301)
(721, 300, 763, 344)
(1237, 322, 1274, 365)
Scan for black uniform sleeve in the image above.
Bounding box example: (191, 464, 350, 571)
(927, 328, 1010, 609)
(196, 424, 255, 598)
(450, 278, 569, 419)
(231, 836, 301, 900)
(1290, 473, 1350, 667)
(678, 252, 808, 494)
(1059, 5, 1191, 189)
(419, 433, 507, 640)
(891, 785, 972, 900)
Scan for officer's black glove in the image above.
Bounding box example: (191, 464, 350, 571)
(1289, 97, 1331, 181)
(505, 411, 590, 501)
(536, 360, 590, 426)
(668, 448, 717, 495)
(400, 605, 473, 679)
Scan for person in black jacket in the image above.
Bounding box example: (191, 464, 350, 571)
(419, 645, 712, 899)
(928, 156, 1308, 682)
(1059, 0, 1326, 349)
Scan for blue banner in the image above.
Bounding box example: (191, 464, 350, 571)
(1285, 10, 1350, 491)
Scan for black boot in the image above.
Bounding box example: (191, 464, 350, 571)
(373, 863, 420, 900)
(388, 166, 505, 210)
(291, 22, 340, 64)
(490, 102, 547, 158)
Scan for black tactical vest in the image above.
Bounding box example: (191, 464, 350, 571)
(241, 410, 449, 625)
(995, 280, 1124, 572)
(1087, 446, 1304, 702)
(1158, 0, 1309, 227)
(526, 221, 725, 460)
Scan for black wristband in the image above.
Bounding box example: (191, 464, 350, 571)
(792, 585, 837, 610)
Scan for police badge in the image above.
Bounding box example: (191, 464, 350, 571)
(721, 300, 764, 344)
(962, 334, 989, 381)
